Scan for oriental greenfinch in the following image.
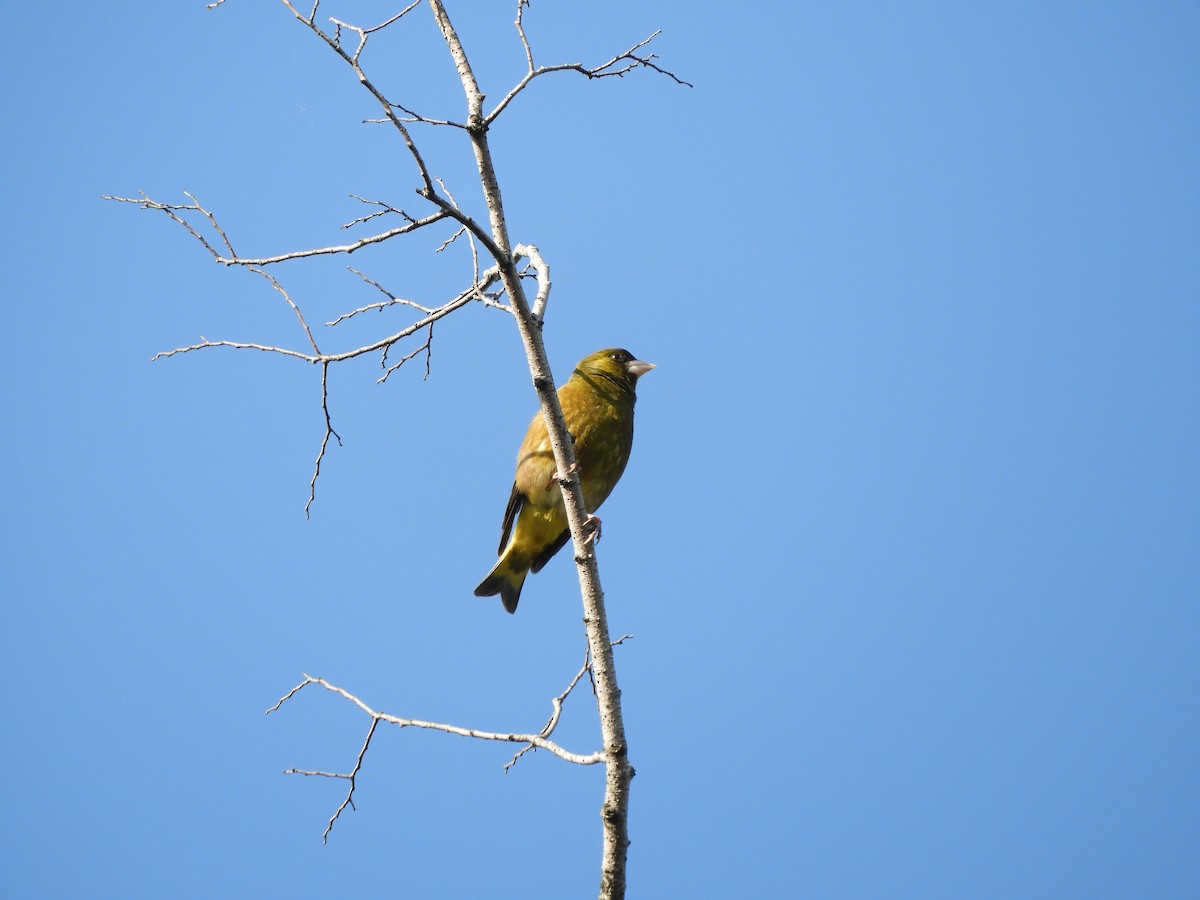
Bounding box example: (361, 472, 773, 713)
(474, 348, 654, 613)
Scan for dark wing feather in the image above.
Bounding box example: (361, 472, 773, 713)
(498, 483, 523, 554)
(531, 529, 571, 573)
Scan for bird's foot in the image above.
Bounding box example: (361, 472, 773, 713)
(582, 514, 603, 546)
(556, 461, 581, 484)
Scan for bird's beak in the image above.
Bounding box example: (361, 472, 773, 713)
(626, 359, 655, 378)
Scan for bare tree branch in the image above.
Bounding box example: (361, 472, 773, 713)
(387, 102, 466, 128)
(426, 4, 646, 894)
(330, 268, 435, 324)
(269, 673, 605, 840)
(341, 194, 418, 230)
(147, 264, 500, 513)
(487, 13, 692, 124)
(504, 633, 634, 773)
(150, 266, 499, 367)
(252, 266, 321, 355)
(276, 0, 437, 191)
(269, 674, 606, 767)
(101, 191, 451, 266)
(285, 715, 379, 843)
(379, 321, 433, 383)
(513, 243, 551, 324)
(328, 3, 420, 65)
(116, 3, 687, 893)
(308, 361, 341, 518)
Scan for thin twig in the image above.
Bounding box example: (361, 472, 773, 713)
(378, 322, 434, 383)
(307, 361, 342, 518)
(269, 672, 603, 840)
(249, 266, 321, 356)
(327, 3, 419, 64)
(285, 716, 380, 843)
(102, 191, 450, 265)
(341, 194, 418, 230)
(277, 0, 436, 194)
(329, 268, 435, 325)
(389, 102, 465, 128)
(150, 266, 500, 513)
(437, 178, 482, 287)
(487, 29, 692, 124)
(268, 674, 604, 765)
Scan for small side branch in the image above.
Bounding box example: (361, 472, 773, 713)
(268, 674, 603, 765)
(148, 263, 504, 513)
(488, 20, 692, 124)
(331, 268, 435, 324)
(379, 322, 434, 383)
(151, 266, 500, 367)
(286, 716, 379, 843)
(276, 0, 438, 193)
(269, 673, 604, 841)
(102, 191, 450, 266)
(513, 243, 551, 324)
(327, 3, 421, 66)
(506, 634, 634, 773)
(341, 194, 418, 230)
(307, 362, 342, 518)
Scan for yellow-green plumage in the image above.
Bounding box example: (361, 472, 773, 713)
(474, 348, 654, 613)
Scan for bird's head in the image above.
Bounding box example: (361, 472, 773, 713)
(575, 348, 655, 394)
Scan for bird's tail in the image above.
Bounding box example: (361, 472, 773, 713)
(473, 552, 527, 614)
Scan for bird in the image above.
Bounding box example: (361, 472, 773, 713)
(474, 348, 655, 613)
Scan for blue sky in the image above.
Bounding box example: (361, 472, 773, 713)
(3, 2, 1198, 897)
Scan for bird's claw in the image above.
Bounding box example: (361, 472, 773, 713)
(556, 460, 581, 484)
(582, 514, 602, 546)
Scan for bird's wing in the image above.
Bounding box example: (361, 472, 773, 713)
(498, 482, 523, 554)
(530, 529, 571, 573)
(514, 418, 558, 508)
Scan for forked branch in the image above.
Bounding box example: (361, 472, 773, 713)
(492, 7, 692, 123)
(101, 191, 450, 266)
(113, 4, 684, 896)
(269, 673, 606, 841)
